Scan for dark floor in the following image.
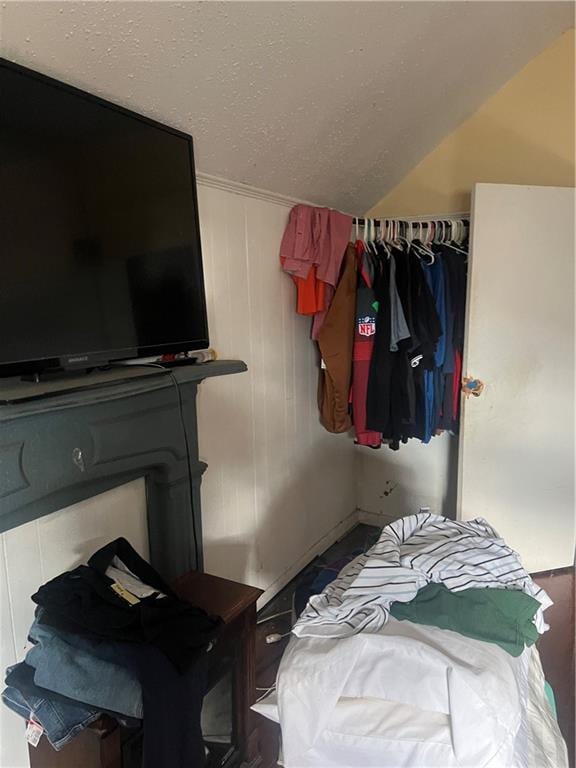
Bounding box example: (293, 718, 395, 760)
(253, 524, 575, 768)
(532, 567, 575, 767)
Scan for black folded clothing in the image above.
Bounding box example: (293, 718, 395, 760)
(32, 537, 221, 672)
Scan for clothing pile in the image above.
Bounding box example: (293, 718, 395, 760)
(280, 206, 468, 449)
(293, 513, 551, 640)
(254, 514, 567, 768)
(2, 538, 220, 767)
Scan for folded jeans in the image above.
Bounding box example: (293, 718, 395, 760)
(2, 663, 102, 751)
(27, 613, 143, 719)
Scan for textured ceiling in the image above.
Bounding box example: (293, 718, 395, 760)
(0, 2, 573, 212)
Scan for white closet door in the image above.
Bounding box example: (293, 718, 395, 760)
(458, 183, 575, 572)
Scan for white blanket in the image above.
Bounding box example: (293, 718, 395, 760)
(254, 515, 564, 767)
(255, 621, 568, 768)
(293, 513, 551, 639)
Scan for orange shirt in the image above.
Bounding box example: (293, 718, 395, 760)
(293, 266, 327, 315)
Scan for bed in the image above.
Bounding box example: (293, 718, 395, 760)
(253, 514, 569, 768)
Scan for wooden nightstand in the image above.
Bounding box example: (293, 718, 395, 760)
(174, 570, 264, 767)
(29, 571, 263, 768)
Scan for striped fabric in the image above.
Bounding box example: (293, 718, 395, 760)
(293, 513, 552, 639)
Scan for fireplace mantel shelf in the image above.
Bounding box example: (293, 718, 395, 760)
(0, 359, 248, 413)
(0, 359, 247, 579)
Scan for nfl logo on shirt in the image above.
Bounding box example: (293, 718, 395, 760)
(358, 316, 376, 336)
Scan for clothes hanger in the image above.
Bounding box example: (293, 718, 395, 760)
(411, 237, 435, 265)
(367, 219, 379, 255)
(443, 239, 468, 256)
(396, 236, 411, 254)
(441, 218, 468, 255)
(436, 220, 443, 244)
(372, 219, 379, 252)
(434, 220, 442, 245)
(452, 219, 459, 244)
(411, 220, 437, 263)
(394, 222, 408, 251)
(377, 220, 391, 256)
(365, 218, 372, 251)
(385, 220, 395, 255)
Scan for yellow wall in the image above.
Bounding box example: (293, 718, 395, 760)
(368, 29, 575, 217)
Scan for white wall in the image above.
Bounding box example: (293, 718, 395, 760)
(355, 432, 458, 524)
(0, 479, 148, 768)
(196, 179, 356, 599)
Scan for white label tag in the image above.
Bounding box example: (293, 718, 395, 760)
(26, 720, 43, 748)
(320, 359, 327, 370)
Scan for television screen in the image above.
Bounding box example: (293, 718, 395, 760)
(0, 57, 209, 375)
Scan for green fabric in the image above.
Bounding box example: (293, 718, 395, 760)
(390, 582, 540, 657)
(544, 681, 558, 721)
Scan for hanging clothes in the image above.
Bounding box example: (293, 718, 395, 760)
(350, 242, 382, 448)
(388, 253, 410, 352)
(422, 255, 447, 368)
(281, 208, 469, 448)
(294, 266, 327, 316)
(437, 244, 468, 432)
(364, 245, 392, 438)
(416, 252, 446, 443)
(406, 246, 443, 370)
(279, 204, 352, 337)
(365, 243, 444, 448)
(317, 244, 357, 433)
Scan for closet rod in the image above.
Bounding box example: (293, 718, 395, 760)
(353, 216, 470, 226)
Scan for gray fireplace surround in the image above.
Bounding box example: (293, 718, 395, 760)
(0, 360, 247, 581)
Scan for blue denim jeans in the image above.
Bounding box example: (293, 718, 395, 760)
(2, 663, 101, 750)
(26, 616, 143, 719)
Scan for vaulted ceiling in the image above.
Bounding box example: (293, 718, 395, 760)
(0, 2, 573, 212)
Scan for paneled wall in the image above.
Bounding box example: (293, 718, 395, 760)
(0, 479, 148, 768)
(196, 179, 356, 598)
(0, 180, 356, 768)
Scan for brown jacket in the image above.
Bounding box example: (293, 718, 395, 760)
(317, 244, 357, 433)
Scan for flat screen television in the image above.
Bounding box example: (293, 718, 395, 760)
(0, 57, 209, 377)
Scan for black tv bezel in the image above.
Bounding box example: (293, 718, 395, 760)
(0, 56, 210, 377)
